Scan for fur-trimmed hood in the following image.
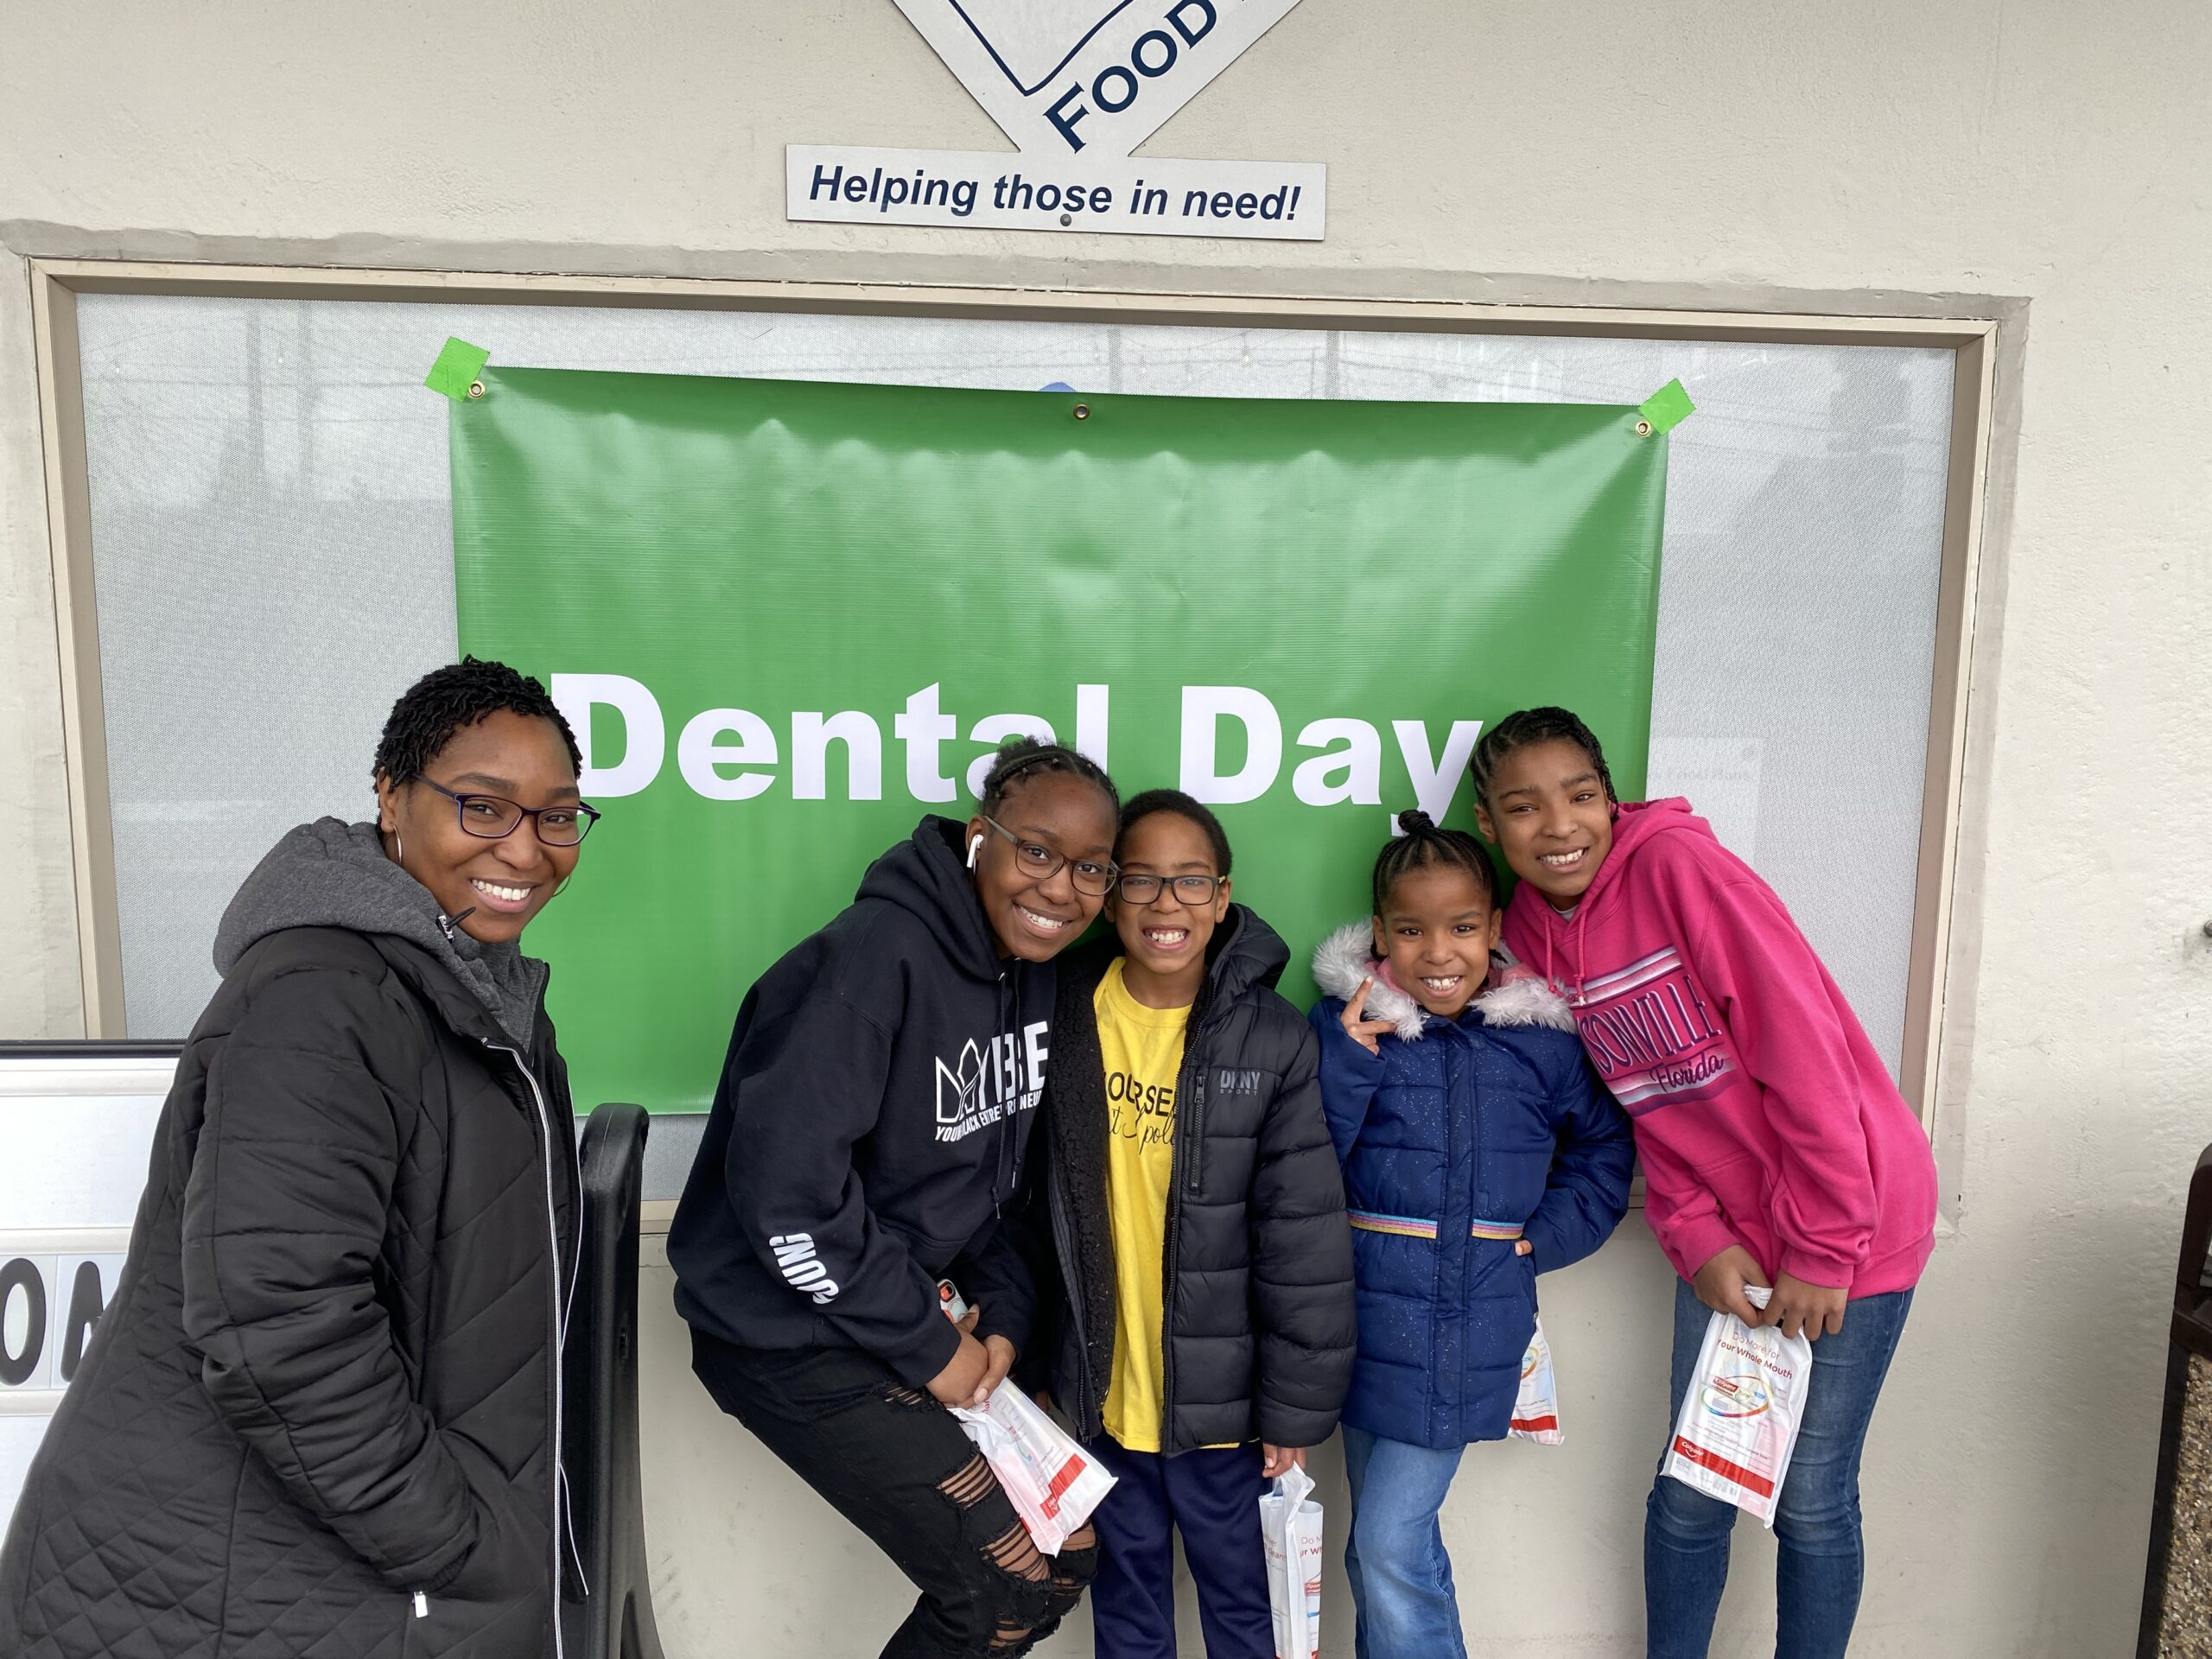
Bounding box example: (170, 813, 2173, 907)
(1310, 922, 1575, 1040)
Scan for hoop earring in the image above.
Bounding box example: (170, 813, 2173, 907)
(553, 874, 572, 900)
(967, 836, 983, 870)
(394, 830, 404, 864)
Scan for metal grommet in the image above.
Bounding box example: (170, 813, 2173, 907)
(467, 380, 486, 399)
(1633, 417, 1652, 436)
(1058, 213, 1072, 227)
(1072, 404, 1090, 420)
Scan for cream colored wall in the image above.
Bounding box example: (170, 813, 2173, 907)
(5, 2, 2209, 1653)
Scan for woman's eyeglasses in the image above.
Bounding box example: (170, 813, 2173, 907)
(980, 816, 1116, 897)
(1113, 873, 1223, 906)
(420, 778, 601, 847)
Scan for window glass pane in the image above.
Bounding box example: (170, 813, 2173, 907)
(76, 295, 1951, 1071)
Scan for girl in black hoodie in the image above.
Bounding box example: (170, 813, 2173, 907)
(671, 740, 1118, 1659)
(1037, 790, 1356, 1659)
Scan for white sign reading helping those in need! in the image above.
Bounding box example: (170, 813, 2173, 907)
(788, 146, 1322, 239)
(788, 0, 1324, 242)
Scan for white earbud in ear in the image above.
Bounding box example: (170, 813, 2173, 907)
(967, 835, 984, 870)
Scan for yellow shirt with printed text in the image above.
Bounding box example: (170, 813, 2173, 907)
(1095, 958, 1186, 1453)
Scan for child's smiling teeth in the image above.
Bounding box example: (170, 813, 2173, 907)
(1015, 903, 1072, 933)
(470, 878, 533, 904)
(1421, 976, 1463, 993)
(1142, 927, 1189, 948)
(1538, 849, 1586, 869)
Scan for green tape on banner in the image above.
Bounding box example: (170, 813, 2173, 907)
(425, 338, 491, 402)
(1638, 378, 1695, 435)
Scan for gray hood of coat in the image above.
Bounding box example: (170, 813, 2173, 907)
(213, 817, 548, 1046)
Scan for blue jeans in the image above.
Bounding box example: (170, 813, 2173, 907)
(1645, 1277, 1914, 1659)
(1342, 1427, 1468, 1659)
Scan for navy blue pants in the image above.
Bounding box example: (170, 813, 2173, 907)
(1084, 1435, 1273, 1659)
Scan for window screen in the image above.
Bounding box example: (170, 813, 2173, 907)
(74, 296, 1953, 1079)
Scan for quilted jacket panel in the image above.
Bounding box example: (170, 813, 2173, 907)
(0, 925, 576, 1658)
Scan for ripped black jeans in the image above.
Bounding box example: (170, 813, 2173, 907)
(692, 1332, 1097, 1657)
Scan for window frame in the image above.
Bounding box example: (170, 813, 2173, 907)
(28, 257, 2003, 1165)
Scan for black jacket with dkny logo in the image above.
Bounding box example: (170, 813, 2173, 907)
(1038, 907, 1357, 1454)
(671, 817, 1052, 1387)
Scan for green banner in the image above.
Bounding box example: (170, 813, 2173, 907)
(451, 368, 1668, 1113)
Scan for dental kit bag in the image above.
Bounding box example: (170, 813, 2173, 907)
(1508, 1316, 1565, 1444)
(1257, 1462, 1323, 1659)
(1662, 1284, 1812, 1527)
(950, 1385, 1115, 1554)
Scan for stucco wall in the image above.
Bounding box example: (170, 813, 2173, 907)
(4, 2, 2209, 1653)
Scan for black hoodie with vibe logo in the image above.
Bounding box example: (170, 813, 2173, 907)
(671, 817, 1054, 1388)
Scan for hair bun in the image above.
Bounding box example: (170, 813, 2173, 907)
(1395, 808, 1436, 836)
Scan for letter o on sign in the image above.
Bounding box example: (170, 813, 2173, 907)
(0, 1257, 47, 1387)
(1131, 29, 1178, 75)
(1092, 64, 1140, 113)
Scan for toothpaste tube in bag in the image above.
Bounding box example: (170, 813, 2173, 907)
(1662, 1283, 1812, 1528)
(1508, 1315, 1565, 1444)
(951, 1384, 1115, 1554)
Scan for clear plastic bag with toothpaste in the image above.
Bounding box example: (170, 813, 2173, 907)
(950, 1385, 1116, 1555)
(1257, 1462, 1323, 1659)
(1662, 1284, 1813, 1527)
(1509, 1315, 1565, 1444)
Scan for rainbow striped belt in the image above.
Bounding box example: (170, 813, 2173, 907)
(1347, 1210, 1524, 1242)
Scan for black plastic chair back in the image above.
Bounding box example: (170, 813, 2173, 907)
(2139, 1145, 2212, 1656)
(562, 1103, 666, 1659)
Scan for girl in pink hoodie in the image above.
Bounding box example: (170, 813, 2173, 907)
(1474, 707, 1936, 1659)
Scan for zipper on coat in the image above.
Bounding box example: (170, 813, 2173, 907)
(1154, 997, 1223, 1452)
(412, 1590, 429, 1619)
(1450, 1027, 1485, 1440)
(486, 1040, 581, 1657)
(1159, 1077, 1183, 1452)
(1432, 1025, 1458, 1440)
(1046, 1150, 1097, 1436)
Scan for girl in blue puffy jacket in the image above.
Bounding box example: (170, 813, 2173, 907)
(1310, 809, 1634, 1659)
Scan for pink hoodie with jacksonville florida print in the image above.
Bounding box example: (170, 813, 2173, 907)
(1500, 798, 1936, 1298)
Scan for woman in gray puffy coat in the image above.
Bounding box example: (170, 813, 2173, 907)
(0, 658, 595, 1659)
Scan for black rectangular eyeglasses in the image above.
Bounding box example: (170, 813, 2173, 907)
(419, 778, 601, 847)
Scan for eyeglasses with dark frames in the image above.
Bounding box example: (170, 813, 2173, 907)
(1113, 873, 1224, 906)
(418, 778, 601, 847)
(980, 815, 1116, 897)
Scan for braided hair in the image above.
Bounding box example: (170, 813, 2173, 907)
(976, 736, 1119, 817)
(1371, 809, 1499, 917)
(1468, 706, 1617, 806)
(372, 657, 580, 786)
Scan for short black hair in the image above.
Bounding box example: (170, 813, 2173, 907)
(976, 736, 1119, 819)
(1372, 809, 1500, 916)
(372, 657, 582, 787)
(1469, 706, 1618, 805)
(1118, 788, 1232, 876)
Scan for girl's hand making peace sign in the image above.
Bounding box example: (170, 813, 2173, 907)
(1339, 977, 1397, 1056)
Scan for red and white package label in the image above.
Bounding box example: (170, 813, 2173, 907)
(1509, 1316, 1565, 1445)
(1661, 1285, 1813, 1528)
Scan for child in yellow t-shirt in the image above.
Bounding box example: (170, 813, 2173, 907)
(1037, 790, 1356, 1657)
